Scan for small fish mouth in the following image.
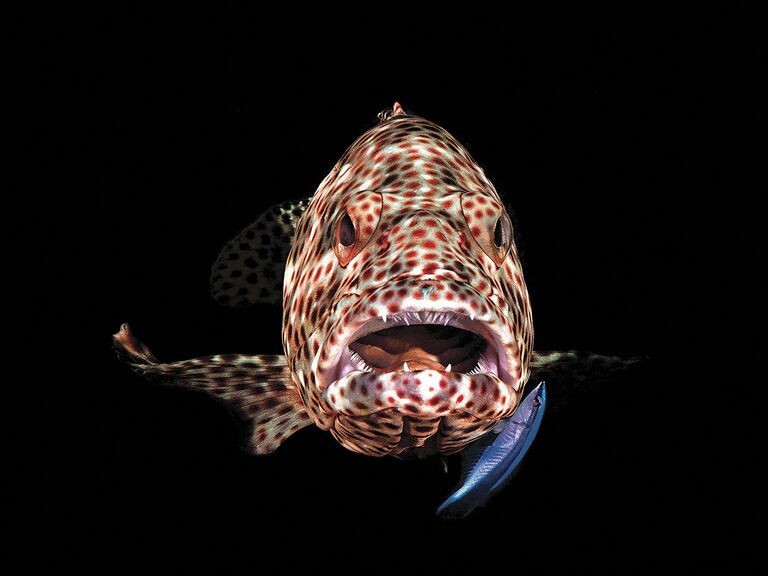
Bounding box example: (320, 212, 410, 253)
(334, 311, 503, 381)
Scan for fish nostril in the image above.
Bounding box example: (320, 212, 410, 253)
(420, 282, 437, 296)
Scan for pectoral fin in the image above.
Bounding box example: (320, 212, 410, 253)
(112, 323, 311, 454)
(530, 350, 645, 410)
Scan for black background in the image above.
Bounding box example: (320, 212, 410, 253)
(21, 3, 758, 572)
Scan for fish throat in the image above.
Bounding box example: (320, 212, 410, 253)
(349, 324, 489, 374)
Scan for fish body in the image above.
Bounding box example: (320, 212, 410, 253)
(437, 382, 547, 518)
(274, 104, 533, 457)
(114, 104, 634, 514)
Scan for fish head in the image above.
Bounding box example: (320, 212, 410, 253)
(282, 106, 533, 457)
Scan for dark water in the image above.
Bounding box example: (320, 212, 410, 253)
(26, 4, 757, 572)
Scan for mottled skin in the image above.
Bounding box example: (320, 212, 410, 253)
(280, 105, 533, 457)
(115, 104, 542, 460)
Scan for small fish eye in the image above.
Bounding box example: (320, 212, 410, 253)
(338, 213, 356, 247)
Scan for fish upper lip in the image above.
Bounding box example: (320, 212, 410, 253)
(344, 310, 497, 352)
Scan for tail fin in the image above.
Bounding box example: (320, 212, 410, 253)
(112, 323, 311, 454)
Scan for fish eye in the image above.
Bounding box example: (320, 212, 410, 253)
(332, 193, 383, 267)
(338, 213, 356, 247)
(494, 214, 512, 251)
(460, 192, 513, 267)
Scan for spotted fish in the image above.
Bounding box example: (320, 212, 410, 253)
(114, 103, 632, 516)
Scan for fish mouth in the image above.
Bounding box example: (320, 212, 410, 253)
(334, 311, 507, 383)
(319, 303, 521, 423)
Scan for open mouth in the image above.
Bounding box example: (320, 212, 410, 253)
(333, 311, 504, 382)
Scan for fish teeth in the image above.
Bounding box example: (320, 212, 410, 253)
(446, 363, 452, 372)
(470, 312, 475, 322)
(381, 314, 387, 323)
(403, 361, 411, 372)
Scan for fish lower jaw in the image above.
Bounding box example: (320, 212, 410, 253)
(321, 366, 517, 423)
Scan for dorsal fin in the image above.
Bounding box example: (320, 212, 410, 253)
(377, 101, 407, 123)
(210, 199, 309, 307)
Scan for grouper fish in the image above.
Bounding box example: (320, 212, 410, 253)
(114, 103, 631, 518)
